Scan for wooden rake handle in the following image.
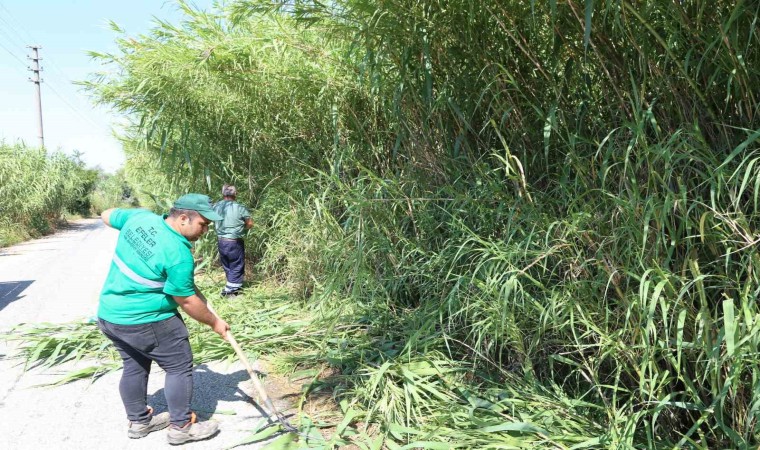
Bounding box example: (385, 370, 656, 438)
(206, 301, 295, 430)
(226, 331, 284, 417)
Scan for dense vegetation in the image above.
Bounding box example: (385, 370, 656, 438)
(76, 0, 760, 447)
(89, 169, 139, 215)
(0, 143, 97, 246)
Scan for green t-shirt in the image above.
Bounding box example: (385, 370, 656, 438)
(212, 200, 251, 239)
(98, 209, 196, 325)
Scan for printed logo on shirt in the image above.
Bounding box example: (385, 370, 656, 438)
(124, 226, 158, 260)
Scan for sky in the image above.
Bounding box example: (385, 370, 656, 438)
(0, 0, 214, 172)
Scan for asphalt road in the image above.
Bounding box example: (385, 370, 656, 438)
(0, 219, 271, 449)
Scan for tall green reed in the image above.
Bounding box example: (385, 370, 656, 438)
(81, 0, 760, 447)
(0, 142, 96, 246)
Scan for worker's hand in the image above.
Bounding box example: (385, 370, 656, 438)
(212, 317, 230, 340)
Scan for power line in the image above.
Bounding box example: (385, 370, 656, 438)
(39, 54, 80, 92)
(0, 1, 35, 43)
(42, 64, 108, 130)
(4, 44, 103, 138)
(26, 52, 106, 130)
(0, 18, 28, 50)
(0, 3, 106, 131)
(2, 42, 100, 129)
(0, 38, 26, 66)
(0, 3, 78, 90)
(45, 81, 103, 129)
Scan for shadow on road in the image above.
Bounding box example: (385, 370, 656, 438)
(0, 280, 34, 312)
(148, 364, 259, 420)
(59, 220, 102, 232)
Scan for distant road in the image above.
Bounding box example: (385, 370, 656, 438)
(0, 218, 116, 329)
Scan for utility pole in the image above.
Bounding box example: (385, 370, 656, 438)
(27, 45, 44, 148)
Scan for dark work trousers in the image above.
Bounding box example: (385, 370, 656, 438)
(218, 238, 245, 292)
(98, 314, 193, 426)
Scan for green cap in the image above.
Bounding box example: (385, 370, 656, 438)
(173, 193, 223, 221)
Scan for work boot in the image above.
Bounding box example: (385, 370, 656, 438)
(167, 413, 219, 445)
(127, 406, 170, 439)
(220, 288, 241, 297)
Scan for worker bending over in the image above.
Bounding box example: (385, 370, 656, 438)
(97, 194, 230, 445)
